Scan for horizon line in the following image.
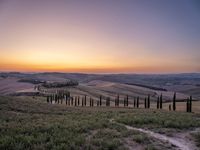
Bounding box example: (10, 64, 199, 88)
(0, 71, 199, 75)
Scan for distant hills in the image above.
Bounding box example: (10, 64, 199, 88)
(0, 72, 200, 99)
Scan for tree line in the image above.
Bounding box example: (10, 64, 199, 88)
(46, 91, 193, 113)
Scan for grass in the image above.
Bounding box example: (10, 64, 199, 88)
(115, 110, 200, 129)
(192, 132, 200, 147)
(0, 96, 200, 149)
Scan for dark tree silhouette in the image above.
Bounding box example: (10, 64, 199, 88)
(157, 96, 159, 109)
(173, 92, 176, 111)
(137, 96, 139, 108)
(147, 94, 150, 108)
(100, 95, 102, 106)
(134, 97, 136, 108)
(160, 94, 162, 109)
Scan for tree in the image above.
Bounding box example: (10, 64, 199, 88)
(106, 97, 110, 106)
(169, 104, 171, 111)
(173, 92, 176, 111)
(126, 95, 129, 107)
(84, 95, 87, 106)
(147, 94, 150, 108)
(75, 97, 77, 106)
(82, 97, 84, 106)
(134, 97, 136, 108)
(160, 94, 162, 109)
(137, 96, 139, 108)
(71, 97, 73, 106)
(78, 96, 80, 106)
(100, 95, 102, 106)
(90, 97, 92, 107)
(46, 96, 49, 103)
(189, 95, 192, 112)
(186, 98, 189, 112)
(117, 94, 119, 106)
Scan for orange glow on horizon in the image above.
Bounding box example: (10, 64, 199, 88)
(0, 1, 199, 74)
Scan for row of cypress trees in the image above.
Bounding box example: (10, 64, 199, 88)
(46, 91, 193, 112)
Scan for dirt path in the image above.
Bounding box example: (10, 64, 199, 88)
(111, 120, 198, 150)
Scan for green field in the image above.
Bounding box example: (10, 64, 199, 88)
(0, 96, 200, 150)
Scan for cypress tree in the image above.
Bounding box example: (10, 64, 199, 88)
(100, 95, 102, 106)
(47, 96, 49, 103)
(157, 96, 159, 109)
(189, 96, 192, 112)
(127, 95, 129, 107)
(78, 96, 80, 106)
(134, 97, 136, 108)
(82, 97, 84, 106)
(50, 95, 53, 104)
(68, 97, 70, 106)
(173, 92, 176, 111)
(75, 97, 77, 106)
(90, 97, 92, 107)
(186, 98, 189, 112)
(106, 97, 110, 106)
(160, 94, 162, 109)
(71, 97, 73, 106)
(92, 98, 94, 107)
(117, 94, 119, 106)
(144, 98, 147, 108)
(84, 95, 87, 106)
(58, 95, 60, 104)
(147, 94, 150, 108)
(55, 95, 58, 103)
(169, 104, 171, 111)
(137, 96, 139, 108)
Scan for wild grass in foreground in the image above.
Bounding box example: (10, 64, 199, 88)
(0, 96, 200, 150)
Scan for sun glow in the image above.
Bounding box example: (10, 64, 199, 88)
(0, 1, 199, 73)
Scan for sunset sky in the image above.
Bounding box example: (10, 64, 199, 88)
(0, 0, 199, 73)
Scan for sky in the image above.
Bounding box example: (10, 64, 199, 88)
(0, 0, 199, 73)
